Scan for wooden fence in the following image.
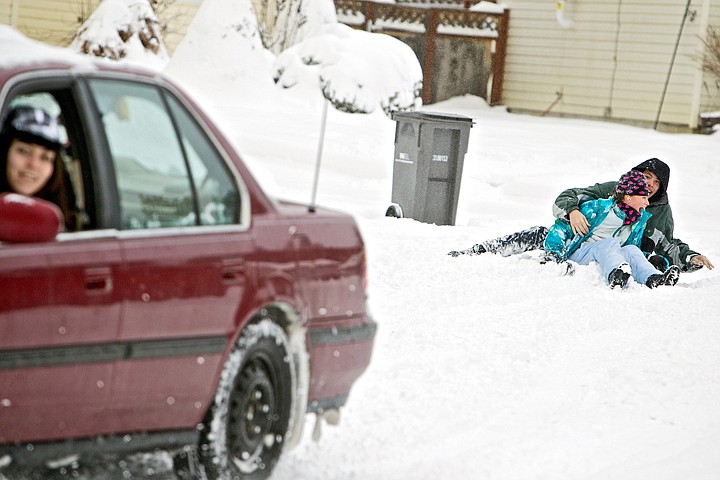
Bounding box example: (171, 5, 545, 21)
(334, 0, 509, 105)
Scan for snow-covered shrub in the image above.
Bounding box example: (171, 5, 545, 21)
(257, 0, 338, 55)
(273, 23, 423, 117)
(71, 0, 169, 67)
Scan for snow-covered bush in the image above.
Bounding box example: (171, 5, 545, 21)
(257, 0, 338, 55)
(71, 0, 169, 67)
(163, 0, 276, 96)
(273, 23, 422, 116)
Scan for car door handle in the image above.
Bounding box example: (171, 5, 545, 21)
(221, 260, 246, 286)
(84, 267, 113, 294)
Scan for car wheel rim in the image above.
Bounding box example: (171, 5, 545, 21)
(228, 356, 278, 472)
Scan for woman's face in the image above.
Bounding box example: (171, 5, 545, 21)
(624, 194, 649, 212)
(6, 139, 56, 196)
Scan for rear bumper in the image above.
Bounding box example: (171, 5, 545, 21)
(306, 317, 377, 412)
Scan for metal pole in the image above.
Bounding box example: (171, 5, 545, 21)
(654, 0, 692, 130)
(309, 99, 329, 213)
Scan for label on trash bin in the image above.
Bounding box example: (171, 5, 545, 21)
(432, 154, 449, 162)
(395, 152, 413, 164)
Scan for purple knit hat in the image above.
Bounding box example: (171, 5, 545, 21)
(616, 170, 649, 196)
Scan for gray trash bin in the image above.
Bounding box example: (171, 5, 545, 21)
(386, 111, 474, 226)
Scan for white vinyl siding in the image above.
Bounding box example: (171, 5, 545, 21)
(0, 0, 201, 54)
(0, 0, 88, 45)
(0, 1, 12, 25)
(161, 0, 201, 54)
(502, 0, 710, 128)
(698, 3, 720, 115)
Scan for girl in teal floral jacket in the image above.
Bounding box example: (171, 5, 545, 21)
(449, 158, 713, 273)
(544, 170, 680, 289)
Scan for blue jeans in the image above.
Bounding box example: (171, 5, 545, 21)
(568, 238, 660, 284)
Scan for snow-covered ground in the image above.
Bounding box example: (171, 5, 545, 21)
(202, 91, 720, 480)
(4, 0, 720, 477)
(19, 77, 717, 480)
(10, 87, 719, 480)
(171, 10, 720, 474)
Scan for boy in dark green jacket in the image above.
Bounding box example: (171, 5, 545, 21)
(449, 158, 714, 272)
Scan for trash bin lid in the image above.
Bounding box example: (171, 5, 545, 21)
(391, 110, 474, 125)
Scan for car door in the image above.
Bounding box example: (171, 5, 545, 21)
(83, 78, 254, 432)
(0, 88, 123, 444)
(0, 239, 125, 445)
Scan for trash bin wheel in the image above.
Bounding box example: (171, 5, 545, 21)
(385, 204, 403, 218)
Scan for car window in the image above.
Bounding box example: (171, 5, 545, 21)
(166, 95, 239, 225)
(88, 79, 196, 229)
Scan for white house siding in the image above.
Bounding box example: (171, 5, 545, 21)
(698, 2, 720, 115)
(161, 0, 201, 54)
(0, 0, 202, 54)
(502, 0, 710, 128)
(0, 0, 89, 45)
(0, 1, 12, 26)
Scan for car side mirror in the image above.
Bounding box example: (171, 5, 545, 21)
(0, 193, 62, 243)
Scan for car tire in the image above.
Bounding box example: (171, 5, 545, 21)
(385, 203, 403, 218)
(199, 319, 296, 479)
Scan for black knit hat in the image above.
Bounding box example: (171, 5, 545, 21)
(616, 170, 649, 196)
(1, 105, 62, 151)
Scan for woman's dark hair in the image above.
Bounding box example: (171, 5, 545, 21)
(0, 106, 77, 230)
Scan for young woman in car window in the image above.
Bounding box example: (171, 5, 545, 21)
(0, 105, 78, 230)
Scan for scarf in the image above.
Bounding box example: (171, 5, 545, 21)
(617, 202, 640, 225)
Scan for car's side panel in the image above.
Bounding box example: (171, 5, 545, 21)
(105, 230, 256, 430)
(47, 237, 124, 346)
(0, 245, 52, 350)
(306, 319, 377, 409)
(0, 236, 123, 443)
(103, 354, 225, 433)
(118, 232, 250, 340)
(269, 209, 376, 408)
(0, 364, 116, 443)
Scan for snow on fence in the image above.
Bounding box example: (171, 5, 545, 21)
(334, 0, 509, 105)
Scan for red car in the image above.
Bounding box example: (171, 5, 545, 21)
(0, 28, 376, 478)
